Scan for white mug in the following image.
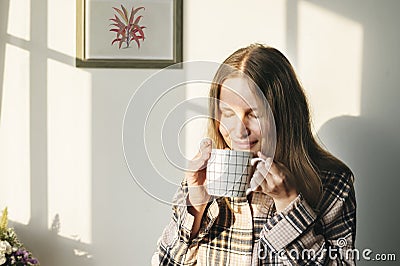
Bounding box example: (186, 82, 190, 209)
(206, 149, 253, 197)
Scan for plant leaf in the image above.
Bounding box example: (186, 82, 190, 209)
(121, 5, 129, 23)
(119, 37, 127, 49)
(113, 7, 128, 24)
(129, 7, 135, 25)
(111, 15, 125, 28)
(110, 25, 124, 38)
(113, 14, 124, 25)
(133, 15, 143, 26)
(121, 26, 128, 37)
(131, 33, 141, 48)
(131, 25, 145, 39)
(111, 38, 122, 45)
(131, 6, 145, 20)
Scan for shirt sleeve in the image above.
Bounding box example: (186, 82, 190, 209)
(153, 180, 220, 266)
(259, 172, 356, 265)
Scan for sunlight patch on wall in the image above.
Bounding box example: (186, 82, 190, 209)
(47, 59, 92, 244)
(6, 0, 31, 41)
(0, 44, 31, 225)
(297, 1, 363, 132)
(184, 0, 287, 61)
(183, 0, 287, 160)
(48, 0, 75, 56)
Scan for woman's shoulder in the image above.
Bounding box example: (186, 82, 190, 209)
(317, 156, 354, 192)
(319, 169, 354, 185)
(314, 168, 355, 219)
(318, 169, 354, 207)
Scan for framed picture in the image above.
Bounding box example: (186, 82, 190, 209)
(76, 0, 183, 68)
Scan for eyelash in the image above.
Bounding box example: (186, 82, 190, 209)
(221, 112, 234, 118)
(221, 112, 259, 119)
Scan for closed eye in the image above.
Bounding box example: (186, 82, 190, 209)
(219, 105, 235, 118)
(221, 111, 235, 118)
(248, 112, 259, 119)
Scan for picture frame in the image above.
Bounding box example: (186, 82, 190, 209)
(76, 0, 183, 68)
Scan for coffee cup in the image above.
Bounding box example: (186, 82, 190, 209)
(206, 149, 253, 197)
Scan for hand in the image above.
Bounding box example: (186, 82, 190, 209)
(251, 152, 298, 212)
(185, 138, 212, 206)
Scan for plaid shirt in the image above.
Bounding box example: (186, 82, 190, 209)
(152, 170, 356, 265)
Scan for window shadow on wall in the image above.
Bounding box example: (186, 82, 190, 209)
(0, 0, 94, 265)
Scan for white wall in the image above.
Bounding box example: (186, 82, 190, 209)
(0, 0, 399, 265)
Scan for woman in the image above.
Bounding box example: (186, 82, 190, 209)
(153, 44, 356, 265)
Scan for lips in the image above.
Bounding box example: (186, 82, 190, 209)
(232, 140, 258, 149)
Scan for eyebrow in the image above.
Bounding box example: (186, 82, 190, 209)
(219, 105, 258, 111)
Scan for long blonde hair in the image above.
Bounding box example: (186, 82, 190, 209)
(207, 44, 350, 208)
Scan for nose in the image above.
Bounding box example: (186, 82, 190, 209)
(233, 116, 250, 139)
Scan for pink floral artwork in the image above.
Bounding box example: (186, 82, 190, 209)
(109, 4, 146, 49)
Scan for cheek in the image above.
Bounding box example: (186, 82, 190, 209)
(248, 120, 262, 138)
(219, 120, 230, 140)
(219, 116, 235, 133)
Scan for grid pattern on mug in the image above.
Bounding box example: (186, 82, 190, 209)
(207, 151, 252, 197)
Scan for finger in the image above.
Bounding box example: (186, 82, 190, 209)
(199, 151, 212, 170)
(253, 152, 273, 165)
(252, 159, 272, 182)
(259, 178, 271, 194)
(268, 172, 283, 188)
(199, 138, 212, 159)
(188, 139, 212, 171)
(251, 157, 265, 166)
(267, 162, 293, 188)
(250, 170, 265, 190)
(256, 161, 268, 177)
(268, 168, 293, 194)
(259, 172, 275, 194)
(273, 160, 292, 177)
(201, 146, 212, 159)
(267, 161, 282, 178)
(200, 137, 212, 148)
(257, 151, 268, 160)
(199, 137, 212, 151)
(264, 171, 275, 186)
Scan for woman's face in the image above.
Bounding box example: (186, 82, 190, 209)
(218, 77, 263, 155)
